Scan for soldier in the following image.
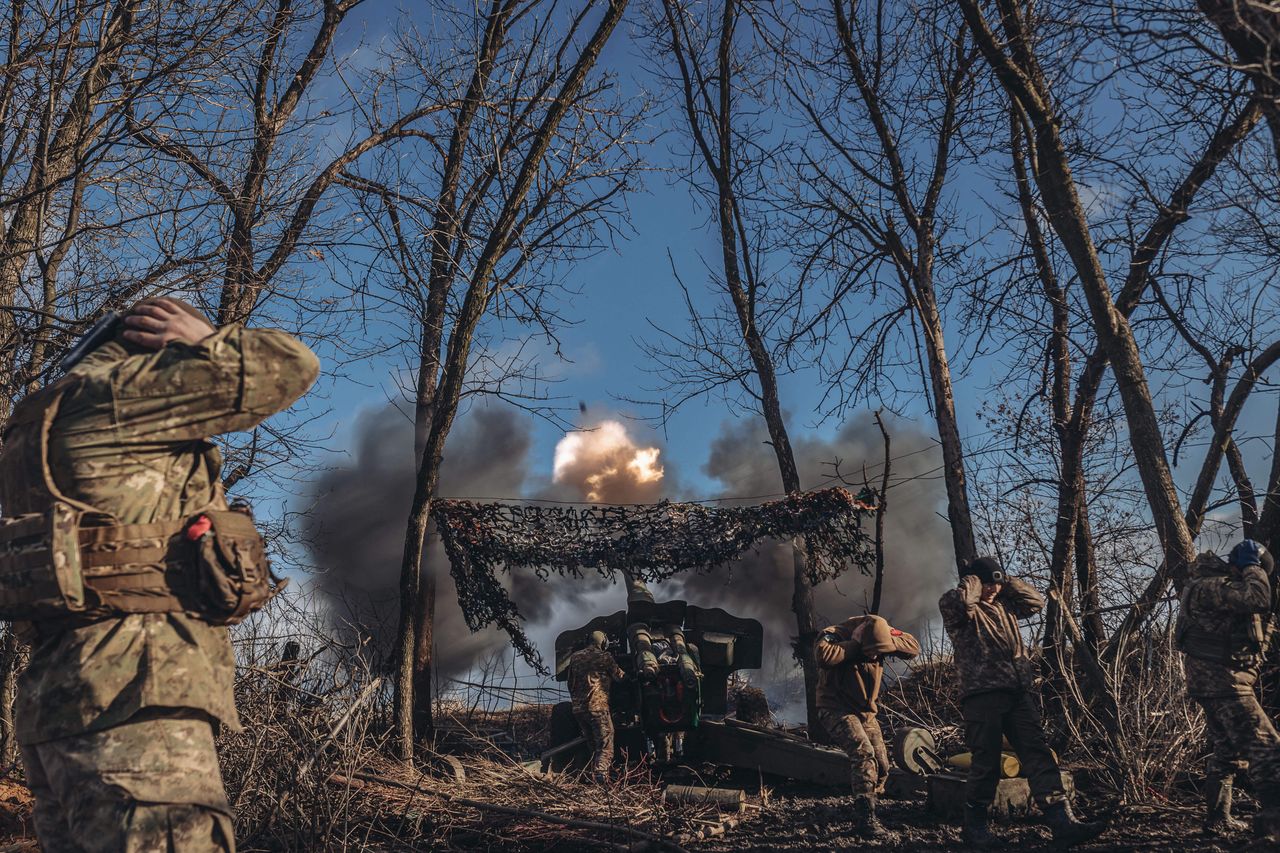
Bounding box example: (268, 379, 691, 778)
(0, 297, 319, 851)
(1177, 540, 1280, 842)
(815, 613, 920, 838)
(566, 630, 625, 782)
(939, 556, 1104, 848)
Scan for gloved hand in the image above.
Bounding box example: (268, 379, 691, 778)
(959, 574, 983, 605)
(1230, 539, 1265, 568)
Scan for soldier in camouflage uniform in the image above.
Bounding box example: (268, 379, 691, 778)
(0, 297, 319, 852)
(566, 630, 625, 781)
(1178, 540, 1280, 843)
(815, 613, 919, 838)
(939, 556, 1104, 848)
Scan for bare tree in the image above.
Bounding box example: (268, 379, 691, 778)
(337, 0, 636, 758)
(787, 0, 983, 571)
(647, 0, 832, 733)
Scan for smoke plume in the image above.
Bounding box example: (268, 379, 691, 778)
(678, 412, 954, 695)
(551, 419, 666, 504)
(306, 403, 534, 679)
(306, 403, 950, 703)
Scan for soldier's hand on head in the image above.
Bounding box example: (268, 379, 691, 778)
(960, 574, 983, 601)
(122, 298, 215, 349)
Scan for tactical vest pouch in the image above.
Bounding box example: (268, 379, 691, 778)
(0, 502, 87, 619)
(189, 510, 285, 625)
(1178, 624, 1238, 665)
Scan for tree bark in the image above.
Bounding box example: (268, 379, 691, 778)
(961, 0, 1200, 601)
(870, 411, 891, 614)
(394, 0, 629, 758)
(1197, 0, 1280, 165)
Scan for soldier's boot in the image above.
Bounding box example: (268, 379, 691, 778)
(1042, 800, 1105, 846)
(1204, 778, 1249, 834)
(852, 794, 892, 840)
(961, 803, 998, 849)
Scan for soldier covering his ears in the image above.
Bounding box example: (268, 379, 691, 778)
(815, 613, 919, 839)
(1177, 539, 1280, 842)
(0, 297, 319, 852)
(939, 556, 1105, 848)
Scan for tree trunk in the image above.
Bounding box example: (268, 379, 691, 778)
(1197, 0, 1280, 165)
(392, 0, 629, 757)
(913, 276, 976, 568)
(961, 0, 1199, 588)
(870, 411, 891, 615)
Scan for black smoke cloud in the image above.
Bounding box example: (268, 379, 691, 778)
(306, 402, 950, 694)
(675, 412, 954, 687)
(306, 403, 535, 679)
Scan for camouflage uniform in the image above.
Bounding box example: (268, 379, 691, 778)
(0, 322, 319, 852)
(1179, 555, 1280, 819)
(566, 645, 624, 777)
(939, 575, 1067, 809)
(815, 615, 920, 796)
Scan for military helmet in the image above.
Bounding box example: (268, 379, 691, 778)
(588, 630, 608, 650)
(1229, 539, 1275, 575)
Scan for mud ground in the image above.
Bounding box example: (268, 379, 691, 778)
(694, 792, 1254, 852)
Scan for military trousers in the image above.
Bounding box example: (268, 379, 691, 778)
(961, 689, 1064, 809)
(20, 711, 234, 853)
(817, 709, 889, 796)
(1195, 691, 1280, 806)
(572, 705, 615, 776)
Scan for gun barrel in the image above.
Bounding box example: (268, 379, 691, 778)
(622, 569, 654, 604)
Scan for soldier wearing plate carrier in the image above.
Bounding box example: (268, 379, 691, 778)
(939, 556, 1105, 848)
(0, 297, 318, 852)
(815, 613, 919, 839)
(1177, 540, 1280, 843)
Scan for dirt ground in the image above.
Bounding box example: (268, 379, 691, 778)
(0, 760, 1261, 851)
(0, 780, 1261, 851)
(692, 792, 1251, 852)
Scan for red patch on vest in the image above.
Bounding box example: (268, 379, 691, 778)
(185, 515, 213, 540)
(890, 629, 903, 636)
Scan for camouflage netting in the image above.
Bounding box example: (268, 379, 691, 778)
(430, 487, 877, 669)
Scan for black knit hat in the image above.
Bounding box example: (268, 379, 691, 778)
(966, 556, 1005, 584)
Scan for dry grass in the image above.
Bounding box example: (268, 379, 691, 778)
(217, 599, 754, 850)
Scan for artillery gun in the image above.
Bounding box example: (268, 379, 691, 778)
(541, 572, 854, 786)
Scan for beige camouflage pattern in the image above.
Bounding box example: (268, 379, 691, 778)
(21, 712, 235, 852)
(0, 321, 316, 852)
(566, 646, 622, 776)
(566, 646, 623, 714)
(939, 575, 1044, 698)
(1178, 558, 1280, 804)
(1197, 693, 1280, 794)
(573, 707, 615, 776)
(1181, 560, 1272, 698)
(2, 324, 318, 744)
(818, 708, 889, 796)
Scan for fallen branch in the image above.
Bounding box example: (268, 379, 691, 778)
(341, 769, 691, 853)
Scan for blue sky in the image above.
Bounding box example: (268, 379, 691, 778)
(273, 0, 1279, 554)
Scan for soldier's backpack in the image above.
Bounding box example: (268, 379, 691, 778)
(1175, 552, 1265, 667)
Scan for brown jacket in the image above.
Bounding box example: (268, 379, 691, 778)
(815, 615, 920, 713)
(939, 575, 1044, 699)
